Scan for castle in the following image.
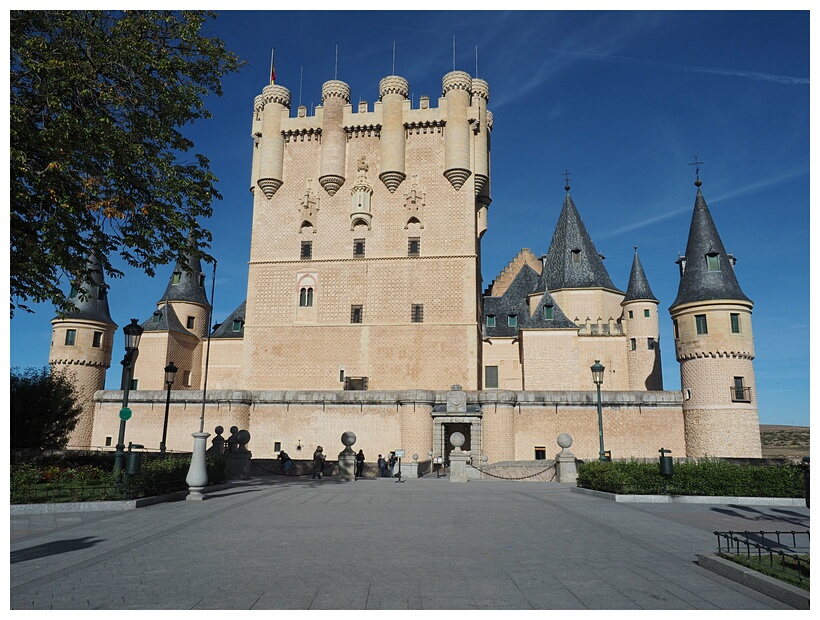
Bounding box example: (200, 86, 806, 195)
(48, 67, 762, 463)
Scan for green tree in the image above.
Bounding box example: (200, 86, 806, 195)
(11, 366, 83, 449)
(10, 10, 243, 317)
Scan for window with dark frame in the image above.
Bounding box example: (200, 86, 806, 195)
(299, 287, 314, 307)
(628, 310, 633, 319)
(351, 305, 363, 324)
(648, 337, 655, 350)
(172, 272, 181, 284)
(486, 315, 496, 327)
(65, 329, 76, 346)
(544, 305, 554, 320)
(630, 338, 636, 351)
(571, 249, 581, 264)
(408, 237, 420, 256)
(508, 315, 517, 327)
(300, 240, 312, 260)
(706, 253, 720, 272)
(232, 319, 242, 332)
(186, 316, 195, 329)
(674, 319, 680, 339)
(92, 331, 103, 348)
(730, 313, 740, 334)
(534, 447, 546, 460)
(353, 239, 365, 257)
(695, 314, 708, 335)
(644, 309, 650, 317)
(411, 304, 424, 323)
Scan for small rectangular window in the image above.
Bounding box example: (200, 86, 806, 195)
(485, 366, 499, 389)
(353, 239, 365, 257)
(543, 305, 554, 320)
(647, 337, 655, 350)
(172, 272, 181, 284)
(182, 370, 191, 387)
(65, 329, 77, 346)
(105, 436, 112, 447)
(232, 319, 242, 332)
(187, 316, 195, 329)
(534, 447, 546, 460)
(644, 309, 650, 318)
(69, 285, 79, 298)
(92, 331, 103, 348)
(508, 315, 517, 327)
(674, 319, 680, 339)
(199, 274, 206, 287)
(707, 253, 720, 272)
(630, 338, 636, 351)
(274, 441, 281, 453)
(486, 315, 496, 327)
(351, 305, 363, 324)
(732, 376, 750, 402)
(97, 287, 106, 300)
(408, 238, 420, 257)
(130, 378, 138, 390)
(628, 310, 633, 319)
(300, 240, 312, 260)
(571, 249, 581, 264)
(730, 313, 740, 334)
(695, 314, 708, 335)
(411, 304, 424, 323)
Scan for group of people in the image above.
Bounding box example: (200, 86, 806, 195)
(277, 447, 397, 479)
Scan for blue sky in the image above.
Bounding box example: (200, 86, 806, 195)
(8, 9, 811, 426)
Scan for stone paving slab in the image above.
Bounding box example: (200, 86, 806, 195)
(9, 477, 808, 610)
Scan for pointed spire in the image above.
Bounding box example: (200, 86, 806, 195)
(61, 249, 116, 325)
(160, 231, 211, 307)
(540, 193, 619, 291)
(623, 247, 657, 303)
(671, 187, 751, 308)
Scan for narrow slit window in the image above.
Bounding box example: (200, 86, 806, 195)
(92, 331, 103, 348)
(351, 305, 363, 324)
(411, 304, 424, 323)
(647, 337, 655, 350)
(353, 239, 366, 257)
(730, 313, 740, 334)
(408, 238, 420, 257)
(301, 240, 312, 260)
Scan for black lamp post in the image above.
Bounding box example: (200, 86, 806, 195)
(113, 319, 144, 478)
(160, 361, 178, 456)
(591, 359, 607, 462)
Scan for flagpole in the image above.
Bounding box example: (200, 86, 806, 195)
(270, 48, 275, 84)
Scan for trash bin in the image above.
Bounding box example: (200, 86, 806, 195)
(659, 448, 673, 478)
(126, 443, 145, 476)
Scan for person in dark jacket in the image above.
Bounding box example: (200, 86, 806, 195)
(377, 454, 386, 477)
(312, 446, 325, 479)
(278, 451, 293, 476)
(355, 450, 365, 479)
(388, 452, 397, 477)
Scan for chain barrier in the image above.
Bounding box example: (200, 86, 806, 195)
(467, 462, 556, 481)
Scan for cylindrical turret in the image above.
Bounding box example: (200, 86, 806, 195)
(257, 84, 291, 199)
(442, 71, 472, 190)
(471, 78, 490, 196)
(249, 95, 264, 194)
(319, 80, 351, 196)
(378, 75, 409, 193)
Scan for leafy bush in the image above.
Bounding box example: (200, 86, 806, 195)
(577, 459, 804, 497)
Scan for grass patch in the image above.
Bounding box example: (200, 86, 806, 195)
(719, 552, 810, 591)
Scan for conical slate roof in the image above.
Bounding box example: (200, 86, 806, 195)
(140, 303, 190, 335)
(59, 251, 117, 326)
(540, 193, 619, 292)
(211, 302, 246, 338)
(622, 250, 657, 303)
(160, 232, 211, 307)
(670, 187, 751, 308)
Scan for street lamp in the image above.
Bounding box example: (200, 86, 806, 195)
(160, 361, 178, 456)
(113, 318, 144, 477)
(591, 359, 607, 462)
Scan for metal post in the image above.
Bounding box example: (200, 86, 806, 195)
(160, 379, 172, 456)
(113, 351, 135, 478)
(596, 381, 606, 462)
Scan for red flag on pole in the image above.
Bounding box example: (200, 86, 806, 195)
(270, 48, 276, 84)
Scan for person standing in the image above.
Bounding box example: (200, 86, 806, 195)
(355, 449, 365, 479)
(388, 452, 397, 478)
(377, 454, 386, 477)
(312, 446, 325, 480)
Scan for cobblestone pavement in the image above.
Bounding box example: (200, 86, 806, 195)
(10, 477, 808, 609)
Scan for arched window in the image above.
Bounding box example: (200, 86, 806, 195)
(300, 287, 314, 307)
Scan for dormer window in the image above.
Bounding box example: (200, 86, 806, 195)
(152, 310, 162, 324)
(232, 319, 243, 332)
(172, 272, 181, 284)
(508, 315, 517, 327)
(706, 252, 720, 272)
(543, 305, 554, 320)
(69, 285, 79, 298)
(199, 273, 206, 287)
(571, 249, 581, 264)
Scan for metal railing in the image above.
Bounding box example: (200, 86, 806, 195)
(730, 386, 752, 402)
(714, 530, 810, 585)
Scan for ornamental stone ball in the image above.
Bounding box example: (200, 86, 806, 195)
(214, 426, 224, 435)
(557, 433, 573, 449)
(236, 430, 251, 446)
(341, 431, 357, 447)
(450, 431, 465, 448)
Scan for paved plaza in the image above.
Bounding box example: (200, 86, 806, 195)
(10, 477, 809, 610)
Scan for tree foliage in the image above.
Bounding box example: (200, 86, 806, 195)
(10, 10, 243, 317)
(11, 366, 84, 450)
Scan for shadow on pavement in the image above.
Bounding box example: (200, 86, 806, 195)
(12, 537, 104, 564)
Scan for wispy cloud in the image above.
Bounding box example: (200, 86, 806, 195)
(597, 165, 809, 240)
(558, 50, 810, 86)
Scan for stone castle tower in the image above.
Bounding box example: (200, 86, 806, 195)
(622, 249, 663, 391)
(49, 251, 117, 448)
(240, 70, 493, 391)
(669, 180, 761, 457)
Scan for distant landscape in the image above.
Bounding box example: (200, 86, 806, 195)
(759, 425, 810, 459)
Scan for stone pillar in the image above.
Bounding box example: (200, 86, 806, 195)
(448, 431, 469, 483)
(338, 431, 356, 482)
(555, 432, 578, 484)
(442, 71, 472, 190)
(186, 431, 211, 500)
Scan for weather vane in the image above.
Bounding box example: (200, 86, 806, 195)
(689, 155, 705, 185)
(563, 169, 572, 192)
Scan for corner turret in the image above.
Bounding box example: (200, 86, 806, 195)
(621, 249, 662, 390)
